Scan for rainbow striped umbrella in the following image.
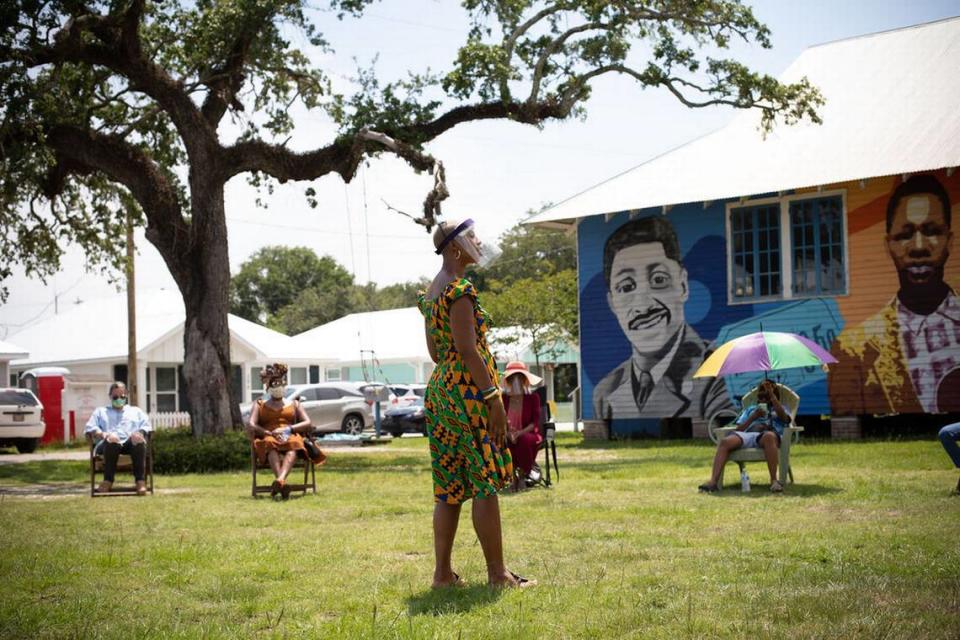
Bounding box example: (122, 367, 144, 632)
(693, 331, 838, 378)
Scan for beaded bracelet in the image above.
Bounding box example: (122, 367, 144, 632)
(481, 387, 501, 401)
(479, 385, 497, 396)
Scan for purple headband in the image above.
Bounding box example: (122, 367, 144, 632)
(435, 219, 474, 255)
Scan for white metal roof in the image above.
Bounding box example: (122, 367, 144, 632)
(0, 340, 28, 359)
(7, 289, 305, 366)
(528, 17, 960, 224)
(291, 307, 432, 364)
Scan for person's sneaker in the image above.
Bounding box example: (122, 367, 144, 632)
(96, 481, 113, 494)
(135, 481, 148, 496)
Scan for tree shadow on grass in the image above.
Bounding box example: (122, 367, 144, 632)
(0, 460, 88, 483)
(405, 583, 503, 616)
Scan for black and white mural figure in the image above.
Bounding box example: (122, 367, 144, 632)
(592, 217, 730, 422)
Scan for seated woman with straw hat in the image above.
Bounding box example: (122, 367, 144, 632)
(501, 361, 543, 492)
(245, 363, 313, 499)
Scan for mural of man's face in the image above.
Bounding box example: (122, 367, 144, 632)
(886, 193, 953, 290)
(607, 241, 688, 356)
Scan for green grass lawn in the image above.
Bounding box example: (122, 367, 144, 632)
(0, 434, 957, 639)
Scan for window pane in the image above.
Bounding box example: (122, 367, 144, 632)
(789, 195, 846, 296)
(325, 368, 341, 381)
(155, 367, 176, 392)
(317, 388, 339, 400)
(250, 367, 262, 392)
(0, 390, 38, 405)
(290, 367, 307, 385)
(156, 393, 176, 412)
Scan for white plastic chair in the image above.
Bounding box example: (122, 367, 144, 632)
(713, 382, 803, 489)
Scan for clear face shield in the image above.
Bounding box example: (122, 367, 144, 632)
(437, 219, 502, 268)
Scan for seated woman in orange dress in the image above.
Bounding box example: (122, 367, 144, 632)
(244, 363, 312, 499)
(501, 361, 543, 492)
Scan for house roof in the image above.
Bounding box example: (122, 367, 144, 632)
(8, 289, 302, 366)
(0, 340, 28, 360)
(528, 17, 960, 225)
(291, 307, 432, 364)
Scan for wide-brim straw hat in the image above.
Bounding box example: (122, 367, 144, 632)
(502, 361, 542, 387)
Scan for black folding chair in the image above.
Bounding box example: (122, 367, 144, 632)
(534, 387, 559, 486)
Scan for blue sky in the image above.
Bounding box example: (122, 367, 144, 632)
(2, 0, 958, 336)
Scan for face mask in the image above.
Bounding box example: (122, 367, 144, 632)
(111, 397, 127, 409)
(268, 385, 286, 399)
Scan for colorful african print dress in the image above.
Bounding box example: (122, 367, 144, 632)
(418, 278, 512, 504)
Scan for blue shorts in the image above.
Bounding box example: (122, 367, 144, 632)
(732, 430, 779, 448)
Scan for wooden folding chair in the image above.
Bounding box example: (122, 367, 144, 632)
(88, 434, 155, 498)
(250, 445, 317, 498)
(533, 390, 559, 487)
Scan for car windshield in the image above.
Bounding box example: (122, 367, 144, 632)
(0, 390, 38, 405)
(413, 388, 426, 398)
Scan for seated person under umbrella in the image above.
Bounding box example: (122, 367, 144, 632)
(698, 379, 792, 493)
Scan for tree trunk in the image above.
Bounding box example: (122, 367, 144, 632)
(176, 183, 241, 436)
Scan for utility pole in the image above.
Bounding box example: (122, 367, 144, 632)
(126, 206, 138, 406)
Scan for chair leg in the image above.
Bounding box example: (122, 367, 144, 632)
(543, 446, 552, 486)
(251, 450, 258, 498)
(302, 459, 309, 495)
(311, 460, 317, 494)
(787, 465, 794, 484)
(551, 442, 559, 481)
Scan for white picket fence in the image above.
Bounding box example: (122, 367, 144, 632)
(149, 411, 191, 430)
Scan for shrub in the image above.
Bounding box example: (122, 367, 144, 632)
(152, 427, 250, 474)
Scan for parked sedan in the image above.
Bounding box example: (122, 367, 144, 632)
(381, 397, 426, 438)
(0, 388, 45, 453)
(240, 383, 373, 435)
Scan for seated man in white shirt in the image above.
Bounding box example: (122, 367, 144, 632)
(84, 382, 152, 495)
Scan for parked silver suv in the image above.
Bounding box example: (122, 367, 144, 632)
(241, 383, 373, 435)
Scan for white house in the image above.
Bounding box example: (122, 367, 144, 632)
(0, 339, 29, 387)
(7, 288, 336, 410)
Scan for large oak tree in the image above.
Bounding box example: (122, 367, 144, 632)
(0, 0, 821, 435)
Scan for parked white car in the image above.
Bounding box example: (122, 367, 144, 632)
(389, 384, 427, 408)
(0, 388, 46, 453)
(240, 383, 373, 435)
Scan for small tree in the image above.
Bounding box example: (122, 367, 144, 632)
(485, 270, 578, 369)
(230, 246, 355, 331)
(0, 0, 821, 435)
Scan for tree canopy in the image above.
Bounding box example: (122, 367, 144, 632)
(230, 246, 429, 335)
(0, 0, 822, 434)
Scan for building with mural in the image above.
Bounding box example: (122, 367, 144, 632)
(527, 18, 960, 438)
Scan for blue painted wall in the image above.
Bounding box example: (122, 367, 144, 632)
(578, 200, 840, 436)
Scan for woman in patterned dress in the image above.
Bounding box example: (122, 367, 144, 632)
(418, 219, 535, 589)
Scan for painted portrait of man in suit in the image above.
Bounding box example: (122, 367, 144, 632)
(830, 173, 960, 414)
(592, 217, 730, 421)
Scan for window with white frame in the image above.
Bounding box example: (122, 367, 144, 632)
(289, 367, 307, 384)
(250, 366, 263, 395)
(727, 193, 847, 303)
(325, 368, 341, 381)
(153, 366, 178, 412)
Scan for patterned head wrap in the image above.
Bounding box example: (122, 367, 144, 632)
(259, 363, 288, 388)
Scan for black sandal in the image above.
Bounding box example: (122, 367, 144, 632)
(698, 483, 719, 493)
(509, 571, 537, 588)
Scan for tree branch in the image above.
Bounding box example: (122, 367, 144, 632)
(42, 125, 188, 258)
